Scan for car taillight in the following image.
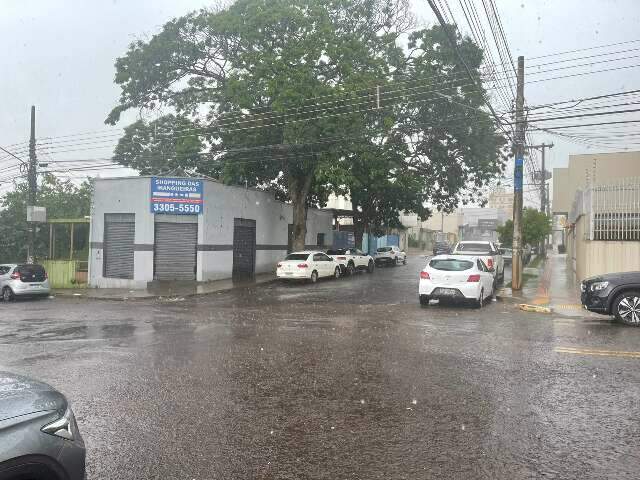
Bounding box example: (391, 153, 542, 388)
(420, 271, 430, 279)
(487, 258, 494, 268)
(337, 256, 346, 260)
(10, 272, 20, 280)
(467, 274, 481, 282)
(297, 263, 308, 268)
(277, 263, 282, 268)
(44, 271, 48, 280)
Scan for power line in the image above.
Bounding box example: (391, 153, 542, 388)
(528, 38, 640, 60)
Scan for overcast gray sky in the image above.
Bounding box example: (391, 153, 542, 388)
(2, 0, 640, 204)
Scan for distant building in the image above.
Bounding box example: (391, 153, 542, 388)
(552, 151, 640, 281)
(487, 188, 514, 220)
(458, 207, 508, 243)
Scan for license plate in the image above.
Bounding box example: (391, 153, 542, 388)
(438, 288, 457, 296)
(29, 284, 40, 288)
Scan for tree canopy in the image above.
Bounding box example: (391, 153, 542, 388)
(0, 176, 92, 263)
(497, 208, 551, 246)
(107, 0, 506, 250)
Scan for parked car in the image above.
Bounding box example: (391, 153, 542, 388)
(501, 247, 513, 264)
(0, 264, 50, 302)
(581, 272, 640, 326)
(374, 246, 407, 266)
(451, 241, 504, 283)
(432, 241, 452, 256)
(326, 248, 375, 275)
(276, 251, 341, 283)
(0, 372, 86, 480)
(418, 255, 495, 308)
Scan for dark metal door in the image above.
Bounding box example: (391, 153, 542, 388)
(104, 214, 135, 279)
(233, 218, 256, 277)
(154, 222, 197, 281)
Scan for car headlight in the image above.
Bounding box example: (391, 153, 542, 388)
(42, 406, 77, 440)
(590, 281, 609, 292)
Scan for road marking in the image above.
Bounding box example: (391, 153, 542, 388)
(553, 303, 584, 311)
(555, 346, 640, 359)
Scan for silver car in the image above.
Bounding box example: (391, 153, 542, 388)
(0, 264, 50, 302)
(0, 372, 86, 479)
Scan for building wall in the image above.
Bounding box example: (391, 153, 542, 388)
(89, 177, 333, 288)
(488, 189, 514, 220)
(568, 213, 640, 281)
(553, 151, 640, 215)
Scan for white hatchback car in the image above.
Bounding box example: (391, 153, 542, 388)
(418, 255, 495, 307)
(0, 264, 51, 301)
(276, 251, 341, 283)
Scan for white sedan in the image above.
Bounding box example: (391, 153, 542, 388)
(418, 255, 495, 307)
(277, 251, 341, 283)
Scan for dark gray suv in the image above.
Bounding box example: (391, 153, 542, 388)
(0, 372, 86, 480)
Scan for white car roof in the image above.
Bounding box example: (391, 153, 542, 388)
(287, 251, 325, 255)
(430, 254, 479, 261)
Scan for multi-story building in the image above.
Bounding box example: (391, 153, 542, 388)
(487, 188, 514, 220)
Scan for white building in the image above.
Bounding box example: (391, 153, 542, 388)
(88, 177, 333, 289)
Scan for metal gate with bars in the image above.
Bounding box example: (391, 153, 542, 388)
(154, 222, 198, 281)
(103, 214, 135, 279)
(233, 218, 256, 277)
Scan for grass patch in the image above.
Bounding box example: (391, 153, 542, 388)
(505, 272, 536, 289)
(527, 255, 543, 269)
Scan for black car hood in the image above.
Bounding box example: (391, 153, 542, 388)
(0, 372, 66, 422)
(585, 271, 640, 284)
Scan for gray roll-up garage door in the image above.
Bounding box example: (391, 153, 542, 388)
(104, 214, 135, 279)
(233, 218, 256, 277)
(154, 222, 198, 281)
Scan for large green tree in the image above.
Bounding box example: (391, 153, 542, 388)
(497, 208, 551, 246)
(106, 0, 505, 250)
(0, 176, 92, 263)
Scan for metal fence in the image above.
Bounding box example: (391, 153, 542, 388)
(571, 178, 640, 241)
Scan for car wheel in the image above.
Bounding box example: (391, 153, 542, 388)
(334, 266, 341, 279)
(419, 295, 430, 306)
(367, 260, 375, 273)
(347, 263, 355, 276)
(2, 287, 13, 302)
(613, 291, 640, 326)
(310, 270, 319, 283)
(403, 256, 407, 265)
(473, 289, 484, 309)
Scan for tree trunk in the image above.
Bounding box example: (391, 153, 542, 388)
(353, 206, 365, 251)
(290, 175, 313, 252)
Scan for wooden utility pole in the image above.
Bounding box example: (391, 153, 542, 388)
(512, 57, 525, 290)
(27, 106, 37, 263)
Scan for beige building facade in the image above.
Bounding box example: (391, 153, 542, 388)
(553, 151, 640, 281)
(488, 188, 514, 220)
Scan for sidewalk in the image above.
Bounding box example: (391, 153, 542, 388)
(498, 253, 588, 317)
(52, 273, 277, 301)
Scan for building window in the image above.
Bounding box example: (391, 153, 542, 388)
(317, 233, 325, 247)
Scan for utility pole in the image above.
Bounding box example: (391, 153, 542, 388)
(27, 106, 37, 263)
(512, 56, 525, 290)
(526, 142, 554, 255)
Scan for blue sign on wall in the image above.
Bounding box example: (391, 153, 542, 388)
(150, 177, 204, 215)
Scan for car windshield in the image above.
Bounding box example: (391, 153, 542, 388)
(284, 253, 309, 261)
(455, 243, 491, 253)
(377, 247, 392, 252)
(429, 259, 474, 271)
(326, 249, 346, 255)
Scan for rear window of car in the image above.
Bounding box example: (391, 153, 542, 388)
(326, 249, 346, 255)
(285, 253, 309, 261)
(17, 264, 46, 275)
(429, 259, 474, 271)
(0, 266, 12, 275)
(455, 243, 491, 253)
(377, 247, 392, 252)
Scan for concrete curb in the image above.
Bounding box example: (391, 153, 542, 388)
(52, 277, 280, 302)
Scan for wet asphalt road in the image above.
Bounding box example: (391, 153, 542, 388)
(2, 257, 640, 479)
